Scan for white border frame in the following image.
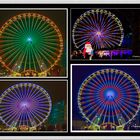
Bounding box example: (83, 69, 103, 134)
(0, 8, 68, 79)
(0, 1, 139, 3)
(0, 79, 68, 133)
(0, 136, 139, 140)
(71, 64, 140, 133)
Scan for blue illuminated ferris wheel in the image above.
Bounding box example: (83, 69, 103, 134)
(72, 9, 124, 50)
(0, 83, 52, 128)
(78, 69, 140, 127)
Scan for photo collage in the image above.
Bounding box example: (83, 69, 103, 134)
(0, 5, 139, 136)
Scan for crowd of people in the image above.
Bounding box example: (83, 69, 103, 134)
(71, 50, 84, 59)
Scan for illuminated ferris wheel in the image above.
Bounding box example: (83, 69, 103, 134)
(0, 83, 52, 128)
(72, 9, 124, 50)
(0, 13, 63, 76)
(78, 69, 140, 127)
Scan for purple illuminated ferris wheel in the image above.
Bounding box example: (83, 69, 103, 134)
(78, 69, 140, 127)
(72, 9, 124, 50)
(0, 83, 52, 128)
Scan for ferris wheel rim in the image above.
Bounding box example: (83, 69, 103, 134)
(72, 9, 124, 50)
(78, 68, 140, 127)
(0, 12, 64, 75)
(0, 82, 52, 128)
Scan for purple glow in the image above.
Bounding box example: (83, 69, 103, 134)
(18, 99, 35, 112)
(96, 49, 133, 58)
(0, 83, 52, 128)
(73, 9, 124, 50)
(96, 31, 102, 36)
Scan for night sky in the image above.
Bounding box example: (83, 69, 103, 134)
(71, 8, 140, 55)
(0, 10, 66, 37)
(0, 81, 67, 104)
(72, 65, 140, 122)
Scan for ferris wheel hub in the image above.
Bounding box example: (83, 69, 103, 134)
(96, 31, 102, 36)
(20, 101, 29, 108)
(103, 88, 118, 101)
(27, 37, 32, 43)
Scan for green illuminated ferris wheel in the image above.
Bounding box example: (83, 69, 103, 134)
(0, 13, 63, 77)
